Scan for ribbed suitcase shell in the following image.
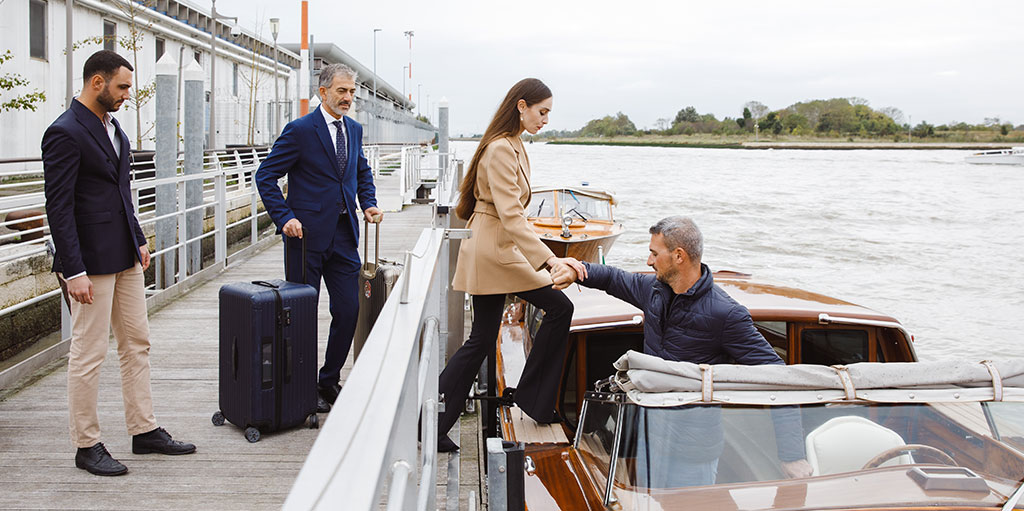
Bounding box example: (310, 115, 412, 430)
(353, 220, 402, 360)
(218, 279, 318, 434)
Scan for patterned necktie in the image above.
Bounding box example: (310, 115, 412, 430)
(332, 120, 348, 176)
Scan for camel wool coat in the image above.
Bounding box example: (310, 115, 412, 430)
(452, 135, 555, 295)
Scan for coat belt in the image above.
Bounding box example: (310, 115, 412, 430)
(472, 202, 499, 217)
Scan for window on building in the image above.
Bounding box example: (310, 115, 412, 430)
(103, 20, 117, 52)
(194, 50, 202, 65)
(155, 38, 165, 61)
(233, 63, 239, 96)
(29, 0, 47, 60)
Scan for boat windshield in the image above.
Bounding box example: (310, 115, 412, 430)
(578, 398, 1024, 494)
(559, 190, 611, 221)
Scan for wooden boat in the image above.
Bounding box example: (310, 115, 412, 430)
(482, 269, 1018, 510)
(527, 186, 624, 263)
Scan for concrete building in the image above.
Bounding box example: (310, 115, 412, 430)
(0, 0, 430, 159)
(284, 42, 435, 145)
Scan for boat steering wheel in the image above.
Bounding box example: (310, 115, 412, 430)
(861, 444, 958, 470)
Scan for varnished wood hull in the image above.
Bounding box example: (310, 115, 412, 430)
(538, 231, 623, 264)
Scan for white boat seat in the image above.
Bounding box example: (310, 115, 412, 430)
(805, 415, 913, 476)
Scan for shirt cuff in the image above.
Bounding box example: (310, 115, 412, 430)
(65, 271, 88, 281)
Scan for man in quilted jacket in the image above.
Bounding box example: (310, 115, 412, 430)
(552, 216, 812, 484)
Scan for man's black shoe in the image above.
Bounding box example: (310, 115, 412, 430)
(317, 395, 332, 413)
(318, 382, 342, 405)
(75, 443, 128, 476)
(132, 427, 196, 455)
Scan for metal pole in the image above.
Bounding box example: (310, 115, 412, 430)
(65, 0, 73, 109)
(403, 31, 414, 102)
(418, 84, 421, 118)
(209, 0, 217, 150)
(270, 18, 280, 140)
(373, 28, 380, 145)
(402, 65, 407, 109)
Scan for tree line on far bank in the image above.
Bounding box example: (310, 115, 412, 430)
(528, 98, 1022, 142)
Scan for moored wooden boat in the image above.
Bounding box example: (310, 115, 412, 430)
(527, 186, 624, 263)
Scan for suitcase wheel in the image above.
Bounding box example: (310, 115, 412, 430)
(244, 426, 261, 443)
(211, 411, 225, 427)
(308, 414, 319, 429)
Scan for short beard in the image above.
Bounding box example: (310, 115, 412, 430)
(655, 266, 677, 287)
(96, 87, 121, 112)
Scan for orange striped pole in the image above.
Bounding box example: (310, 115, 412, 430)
(299, 1, 309, 116)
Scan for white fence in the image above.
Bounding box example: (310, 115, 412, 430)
(0, 144, 424, 388)
(284, 153, 465, 511)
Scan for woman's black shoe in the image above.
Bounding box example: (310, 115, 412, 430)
(437, 434, 460, 452)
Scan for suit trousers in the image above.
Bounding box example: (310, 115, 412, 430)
(66, 262, 157, 448)
(437, 286, 573, 437)
(284, 213, 361, 386)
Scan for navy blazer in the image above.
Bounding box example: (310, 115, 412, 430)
(255, 109, 377, 253)
(42, 100, 145, 276)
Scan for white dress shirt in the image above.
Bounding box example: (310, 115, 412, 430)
(320, 104, 347, 153)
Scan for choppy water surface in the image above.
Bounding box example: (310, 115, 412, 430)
(452, 141, 1024, 360)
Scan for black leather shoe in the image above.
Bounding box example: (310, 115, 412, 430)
(437, 434, 460, 453)
(318, 382, 342, 404)
(132, 427, 196, 455)
(317, 395, 332, 413)
(76, 443, 128, 476)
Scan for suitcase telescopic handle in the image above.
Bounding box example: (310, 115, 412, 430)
(363, 216, 380, 271)
(281, 227, 308, 284)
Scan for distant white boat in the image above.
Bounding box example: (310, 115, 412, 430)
(964, 147, 1024, 165)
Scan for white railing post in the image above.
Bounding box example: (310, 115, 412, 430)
(215, 170, 227, 265)
(177, 179, 187, 283)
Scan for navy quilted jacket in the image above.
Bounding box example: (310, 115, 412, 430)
(581, 262, 783, 366)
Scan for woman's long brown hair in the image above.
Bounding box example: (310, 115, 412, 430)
(455, 78, 552, 220)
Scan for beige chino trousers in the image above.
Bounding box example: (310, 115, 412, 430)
(66, 262, 157, 448)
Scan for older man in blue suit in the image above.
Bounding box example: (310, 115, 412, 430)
(256, 63, 382, 412)
(43, 50, 195, 477)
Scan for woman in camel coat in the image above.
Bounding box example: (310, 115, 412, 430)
(437, 78, 586, 451)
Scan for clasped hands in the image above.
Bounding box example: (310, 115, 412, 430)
(282, 207, 384, 238)
(547, 256, 587, 290)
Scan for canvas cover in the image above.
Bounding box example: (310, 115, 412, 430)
(611, 350, 1024, 406)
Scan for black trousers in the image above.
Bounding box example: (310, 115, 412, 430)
(437, 285, 574, 438)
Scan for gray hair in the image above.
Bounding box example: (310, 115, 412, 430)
(649, 216, 703, 262)
(319, 63, 358, 89)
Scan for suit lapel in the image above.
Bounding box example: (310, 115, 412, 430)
(508, 136, 532, 204)
(312, 115, 342, 179)
(342, 116, 354, 176)
(72, 101, 119, 165)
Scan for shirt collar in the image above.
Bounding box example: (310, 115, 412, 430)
(320, 104, 344, 129)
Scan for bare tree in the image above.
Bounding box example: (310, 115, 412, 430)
(880, 106, 904, 125)
(744, 100, 769, 121)
(238, 18, 269, 145)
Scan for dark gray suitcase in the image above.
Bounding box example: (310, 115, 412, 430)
(212, 237, 319, 442)
(353, 219, 401, 360)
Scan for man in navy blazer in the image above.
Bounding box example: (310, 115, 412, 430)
(256, 63, 382, 411)
(42, 50, 195, 477)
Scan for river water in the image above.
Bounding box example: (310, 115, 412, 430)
(451, 141, 1024, 361)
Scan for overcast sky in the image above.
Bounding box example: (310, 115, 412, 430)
(212, 0, 1024, 135)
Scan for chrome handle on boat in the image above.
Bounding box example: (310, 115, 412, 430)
(524, 456, 536, 476)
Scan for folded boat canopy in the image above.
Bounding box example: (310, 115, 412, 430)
(611, 350, 1024, 406)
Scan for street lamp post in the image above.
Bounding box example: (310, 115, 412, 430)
(372, 28, 381, 144)
(417, 83, 422, 118)
(402, 65, 408, 109)
(208, 0, 238, 149)
(270, 17, 280, 141)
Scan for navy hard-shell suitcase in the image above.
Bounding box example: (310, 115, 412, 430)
(212, 239, 319, 442)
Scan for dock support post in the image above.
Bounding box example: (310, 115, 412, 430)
(155, 54, 179, 288)
(184, 60, 205, 276)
